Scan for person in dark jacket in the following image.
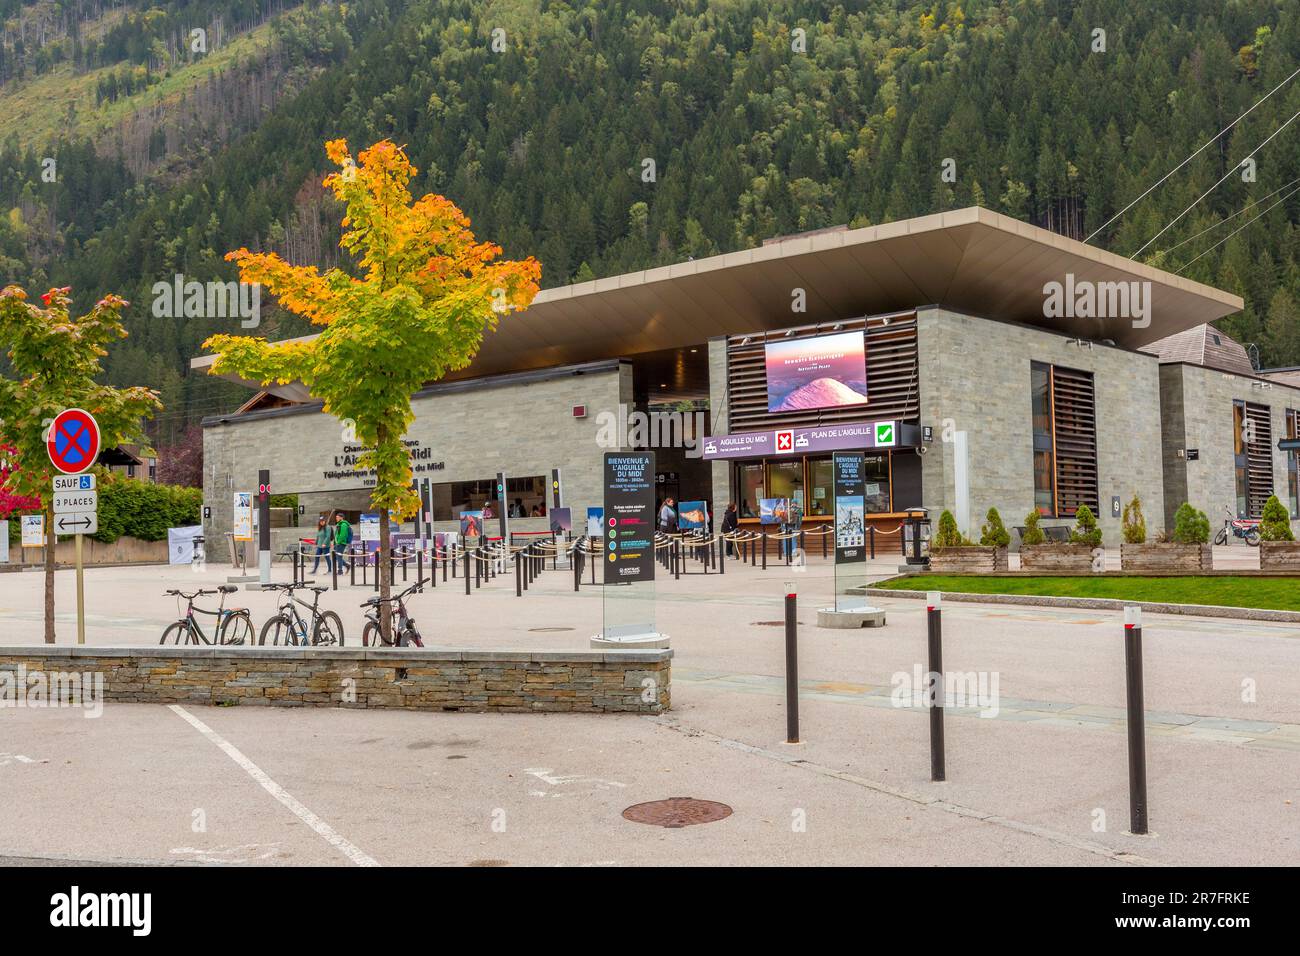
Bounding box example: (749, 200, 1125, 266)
(721, 502, 739, 556)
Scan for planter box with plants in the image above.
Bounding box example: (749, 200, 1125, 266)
(928, 508, 1010, 573)
(1119, 497, 1212, 572)
(1257, 495, 1300, 570)
(1019, 506, 1101, 571)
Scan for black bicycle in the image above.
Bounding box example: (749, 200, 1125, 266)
(258, 583, 345, 647)
(160, 587, 254, 646)
(360, 578, 429, 648)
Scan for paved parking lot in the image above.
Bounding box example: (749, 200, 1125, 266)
(1, 552, 1296, 866)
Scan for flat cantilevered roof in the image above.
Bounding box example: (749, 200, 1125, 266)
(193, 206, 1242, 396)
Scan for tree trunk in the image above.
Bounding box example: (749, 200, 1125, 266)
(378, 492, 392, 645)
(44, 496, 55, 643)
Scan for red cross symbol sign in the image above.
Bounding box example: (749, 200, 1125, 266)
(46, 408, 101, 475)
(775, 429, 794, 453)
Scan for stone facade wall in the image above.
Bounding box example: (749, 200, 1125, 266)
(0, 646, 671, 713)
(1158, 363, 1300, 534)
(917, 307, 1166, 547)
(202, 361, 631, 560)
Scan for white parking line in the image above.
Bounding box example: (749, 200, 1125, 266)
(168, 705, 380, 867)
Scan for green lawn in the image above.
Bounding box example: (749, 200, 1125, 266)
(875, 574, 1300, 612)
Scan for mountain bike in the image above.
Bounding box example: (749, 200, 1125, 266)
(258, 583, 345, 646)
(160, 587, 254, 646)
(360, 578, 430, 648)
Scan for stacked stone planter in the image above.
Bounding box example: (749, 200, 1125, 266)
(929, 546, 1009, 573)
(1259, 540, 1300, 570)
(1019, 543, 1095, 571)
(1120, 542, 1212, 572)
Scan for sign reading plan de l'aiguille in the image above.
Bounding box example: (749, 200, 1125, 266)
(603, 451, 656, 583)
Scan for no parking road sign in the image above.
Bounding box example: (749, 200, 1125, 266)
(46, 408, 101, 475)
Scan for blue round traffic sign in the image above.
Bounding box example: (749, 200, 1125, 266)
(46, 408, 101, 475)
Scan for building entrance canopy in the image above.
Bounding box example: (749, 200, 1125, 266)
(700, 420, 921, 461)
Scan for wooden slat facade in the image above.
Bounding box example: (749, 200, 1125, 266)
(1050, 365, 1099, 516)
(1244, 401, 1273, 518)
(726, 312, 919, 432)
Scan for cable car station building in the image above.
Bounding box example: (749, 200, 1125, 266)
(198, 206, 1299, 553)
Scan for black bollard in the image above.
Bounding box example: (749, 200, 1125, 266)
(785, 584, 799, 744)
(927, 591, 946, 782)
(1124, 606, 1149, 835)
(573, 546, 581, 591)
(762, 534, 767, 570)
(516, 549, 523, 596)
(870, 525, 876, 560)
(332, 548, 339, 591)
(464, 549, 471, 594)
(718, 536, 725, 575)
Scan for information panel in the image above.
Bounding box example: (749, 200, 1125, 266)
(603, 452, 656, 582)
(833, 452, 867, 564)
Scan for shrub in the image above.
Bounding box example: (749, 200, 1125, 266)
(89, 471, 202, 544)
(933, 509, 965, 548)
(1070, 505, 1102, 547)
(979, 507, 1010, 547)
(1258, 494, 1294, 541)
(1121, 495, 1147, 544)
(1021, 510, 1046, 545)
(1171, 502, 1210, 545)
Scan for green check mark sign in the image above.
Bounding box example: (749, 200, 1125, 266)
(874, 422, 895, 446)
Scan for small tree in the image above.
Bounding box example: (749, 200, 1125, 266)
(0, 286, 161, 642)
(1258, 494, 1294, 541)
(1172, 502, 1211, 544)
(1070, 505, 1102, 547)
(1022, 510, 1046, 545)
(979, 507, 1010, 547)
(933, 509, 965, 547)
(1121, 494, 1147, 544)
(205, 140, 541, 638)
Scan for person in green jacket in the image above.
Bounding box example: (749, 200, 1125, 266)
(310, 514, 332, 573)
(332, 513, 353, 571)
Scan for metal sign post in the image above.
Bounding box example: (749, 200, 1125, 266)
(48, 413, 101, 647)
(257, 470, 272, 585)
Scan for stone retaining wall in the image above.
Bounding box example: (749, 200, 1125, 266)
(0, 646, 671, 714)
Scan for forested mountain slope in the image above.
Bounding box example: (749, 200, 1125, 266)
(1, 0, 1298, 439)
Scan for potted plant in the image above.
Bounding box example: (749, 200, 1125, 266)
(1257, 494, 1300, 569)
(1121, 496, 1211, 571)
(929, 508, 1010, 572)
(1019, 505, 1099, 571)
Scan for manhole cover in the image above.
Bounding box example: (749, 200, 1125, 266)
(528, 626, 575, 633)
(622, 798, 733, 828)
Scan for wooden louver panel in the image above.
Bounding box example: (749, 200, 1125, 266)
(1050, 365, 1098, 515)
(726, 313, 919, 431)
(1244, 401, 1273, 518)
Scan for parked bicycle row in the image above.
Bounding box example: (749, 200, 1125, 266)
(158, 578, 433, 649)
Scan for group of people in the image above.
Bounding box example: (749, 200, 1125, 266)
(309, 511, 354, 574)
(657, 498, 803, 559)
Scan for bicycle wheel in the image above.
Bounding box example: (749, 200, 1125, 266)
(312, 611, 345, 647)
(219, 612, 254, 646)
(1246, 529, 1261, 547)
(362, 620, 391, 647)
(1213, 528, 1228, 546)
(160, 622, 189, 646)
(398, 627, 424, 648)
(259, 614, 295, 646)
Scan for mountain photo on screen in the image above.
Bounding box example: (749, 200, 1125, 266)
(765, 330, 868, 413)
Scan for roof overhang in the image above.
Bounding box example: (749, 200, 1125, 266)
(191, 206, 1243, 400)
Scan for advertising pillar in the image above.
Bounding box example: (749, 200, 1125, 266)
(257, 469, 271, 584)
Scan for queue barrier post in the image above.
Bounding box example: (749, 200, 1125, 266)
(870, 526, 876, 560)
(464, 549, 471, 594)
(785, 583, 799, 744)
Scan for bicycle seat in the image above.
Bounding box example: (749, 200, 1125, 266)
(360, 596, 381, 607)
(310, 586, 328, 594)
(219, 585, 238, 594)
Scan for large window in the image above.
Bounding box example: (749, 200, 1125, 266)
(1234, 400, 1273, 518)
(733, 455, 893, 516)
(1030, 362, 1098, 517)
